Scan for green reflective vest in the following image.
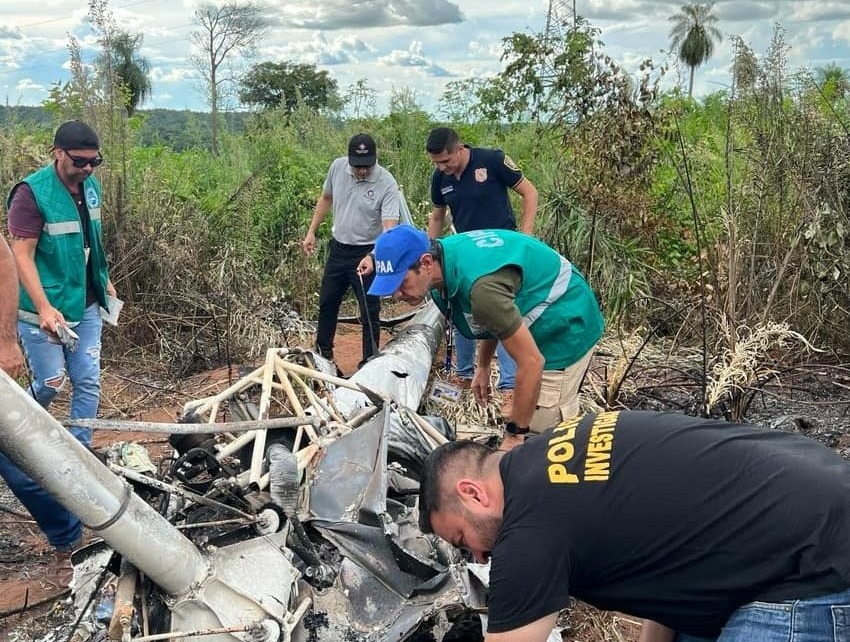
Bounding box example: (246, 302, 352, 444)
(8, 163, 109, 324)
(432, 229, 604, 369)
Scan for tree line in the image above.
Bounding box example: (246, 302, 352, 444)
(1, 2, 847, 419)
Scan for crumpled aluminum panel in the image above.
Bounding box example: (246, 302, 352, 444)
(332, 303, 445, 417)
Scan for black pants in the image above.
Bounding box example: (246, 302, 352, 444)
(316, 239, 380, 364)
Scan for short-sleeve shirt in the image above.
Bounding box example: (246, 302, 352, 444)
(7, 183, 46, 238)
(430, 146, 523, 233)
(323, 157, 400, 245)
(487, 411, 850, 637)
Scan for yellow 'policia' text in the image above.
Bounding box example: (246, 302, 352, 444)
(547, 412, 620, 484)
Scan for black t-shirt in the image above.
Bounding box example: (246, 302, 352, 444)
(487, 411, 850, 637)
(430, 146, 522, 233)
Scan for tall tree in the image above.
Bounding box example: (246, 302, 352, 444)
(343, 78, 376, 119)
(669, 2, 723, 97)
(238, 61, 340, 113)
(97, 31, 152, 115)
(815, 63, 850, 102)
(191, 1, 268, 154)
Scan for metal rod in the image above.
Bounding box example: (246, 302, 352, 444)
(66, 416, 321, 433)
(108, 464, 257, 522)
(357, 270, 379, 358)
(175, 518, 252, 530)
(250, 349, 279, 486)
(129, 623, 263, 642)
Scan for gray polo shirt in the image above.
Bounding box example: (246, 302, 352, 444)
(323, 156, 401, 245)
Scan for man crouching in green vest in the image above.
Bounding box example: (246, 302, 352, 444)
(358, 225, 604, 450)
(1, 120, 116, 576)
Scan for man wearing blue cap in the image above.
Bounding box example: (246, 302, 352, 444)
(2, 120, 116, 585)
(359, 225, 604, 449)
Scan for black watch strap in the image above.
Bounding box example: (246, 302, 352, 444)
(505, 421, 530, 435)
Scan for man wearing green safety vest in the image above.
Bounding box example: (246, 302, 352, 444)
(359, 225, 604, 449)
(2, 120, 117, 576)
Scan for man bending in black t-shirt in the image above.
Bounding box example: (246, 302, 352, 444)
(418, 410, 850, 642)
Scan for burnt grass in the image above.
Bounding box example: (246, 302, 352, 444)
(1, 353, 848, 642)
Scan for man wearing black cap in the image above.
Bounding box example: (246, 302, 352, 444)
(2, 120, 116, 573)
(302, 133, 401, 368)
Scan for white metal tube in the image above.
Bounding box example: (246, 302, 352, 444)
(0, 371, 209, 596)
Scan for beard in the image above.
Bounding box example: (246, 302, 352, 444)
(466, 510, 502, 558)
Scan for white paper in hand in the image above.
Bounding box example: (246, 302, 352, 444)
(100, 295, 124, 326)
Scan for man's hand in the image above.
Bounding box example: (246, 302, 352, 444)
(499, 433, 525, 452)
(357, 254, 375, 276)
(471, 365, 492, 406)
(37, 305, 67, 336)
(302, 231, 317, 257)
(0, 340, 24, 378)
(636, 620, 675, 642)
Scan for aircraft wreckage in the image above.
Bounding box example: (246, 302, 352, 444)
(0, 303, 498, 642)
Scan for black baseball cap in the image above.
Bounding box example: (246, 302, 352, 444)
(53, 120, 100, 150)
(348, 133, 376, 167)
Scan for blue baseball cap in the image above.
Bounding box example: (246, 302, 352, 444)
(368, 225, 430, 296)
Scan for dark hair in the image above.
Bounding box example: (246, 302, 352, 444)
(426, 127, 460, 155)
(418, 440, 493, 533)
(408, 240, 442, 274)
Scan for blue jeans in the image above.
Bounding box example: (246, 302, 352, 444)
(453, 330, 516, 390)
(0, 303, 103, 549)
(674, 588, 850, 642)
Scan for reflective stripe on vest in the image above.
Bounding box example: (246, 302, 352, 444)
(44, 220, 81, 235)
(523, 256, 572, 327)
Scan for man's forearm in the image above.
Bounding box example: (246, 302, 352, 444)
(636, 620, 675, 642)
(477, 338, 497, 369)
(0, 241, 19, 339)
(515, 178, 538, 235)
(308, 195, 332, 234)
(511, 364, 542, 427)
(12, 246, 50, 315)
(428, 208, 446, 238)
(499, 327, 545, 427)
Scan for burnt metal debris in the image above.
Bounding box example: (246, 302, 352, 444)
(0, 303, 490, 642)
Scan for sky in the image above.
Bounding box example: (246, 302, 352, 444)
(0, 0, 848, 116)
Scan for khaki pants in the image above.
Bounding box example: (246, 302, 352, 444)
(529, 346, 595, 433)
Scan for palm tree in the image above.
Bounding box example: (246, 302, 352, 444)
(669, 2, 723, 97)
(99, 31, 152, 115)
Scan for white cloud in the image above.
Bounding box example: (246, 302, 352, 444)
(378, 41, 454, 77)
(468, 39, 504, 59)
(149, 66, 197, 84)
(15, 77, 44, 92)
(0, 26, 23, 40)
(278, 0, 463, 30)
(263, 32, 375, 66)
(833, 21, 850, 45)
(0, 0, 848, 113)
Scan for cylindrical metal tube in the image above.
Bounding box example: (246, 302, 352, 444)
(0, 370, 208, 596)
(333, 301, 446, 417)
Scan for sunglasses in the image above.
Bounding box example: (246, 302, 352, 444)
(64, 150, 104, 168)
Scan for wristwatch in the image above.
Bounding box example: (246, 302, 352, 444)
(504, 421, 530, 436)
